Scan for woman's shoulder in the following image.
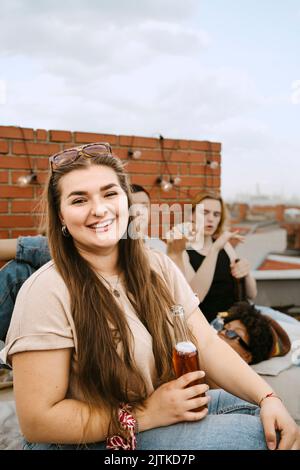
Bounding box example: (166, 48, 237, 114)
(17, 260, 67, 300)
(146, 248, 170, 272)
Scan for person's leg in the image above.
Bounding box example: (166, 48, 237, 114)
(136, 390, 266, 450)
(0, 261, 36, 340)
(23, 391, 267, 450)
(16, 236, 51, 269)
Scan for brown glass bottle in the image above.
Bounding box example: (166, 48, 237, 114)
(233, 258, 247, 302)
(171, 305, 206, 412)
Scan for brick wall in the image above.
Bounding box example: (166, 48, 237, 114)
(0, 125, 221, 240)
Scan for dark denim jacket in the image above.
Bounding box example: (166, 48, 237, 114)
(0, 236, 50, 341)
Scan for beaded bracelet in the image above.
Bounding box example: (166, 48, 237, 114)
(258, 392, 282, 408)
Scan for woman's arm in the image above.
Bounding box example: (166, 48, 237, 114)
(187, 308, 300, 449)
(12, 348, 210, 444)
(0, 239, 18, 261)
(188, 308, 273, 404)
(13, 349, 112, 444)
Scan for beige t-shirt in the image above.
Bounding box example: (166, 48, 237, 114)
(0, 250, 199, 399)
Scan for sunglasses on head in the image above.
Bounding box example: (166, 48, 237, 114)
(49, 142, 113, 171)
(222, 327, 251, 352)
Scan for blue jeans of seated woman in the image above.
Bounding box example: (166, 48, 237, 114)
(23, 390, 268, 450)
(0, 236, 50, 341)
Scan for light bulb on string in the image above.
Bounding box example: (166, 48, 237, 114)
(173, 176, 181, 186)
(17, 172, 37, 187)
(128, 149, 142, 160)
(157, 177, 173, 192)
(206, 160, 219, 170)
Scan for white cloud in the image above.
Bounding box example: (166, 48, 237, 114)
(0, 0, 299, 201)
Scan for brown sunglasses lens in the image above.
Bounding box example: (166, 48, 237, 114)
(51, 149, 78, 168)
(83, 144, 112, 156)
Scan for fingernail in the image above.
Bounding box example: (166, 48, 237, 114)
(268, 441, 276, 450)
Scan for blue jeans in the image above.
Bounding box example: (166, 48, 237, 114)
(23, 390, 268, 450)
(0, 236, 50, 341)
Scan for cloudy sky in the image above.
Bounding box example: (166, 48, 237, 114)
(0, 0, 299, 201)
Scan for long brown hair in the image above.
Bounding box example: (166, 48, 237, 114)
(44, 151, 178, 439)
(192, 191, 228, 237)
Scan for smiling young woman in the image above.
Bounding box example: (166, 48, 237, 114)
(1, 145, 299, 451)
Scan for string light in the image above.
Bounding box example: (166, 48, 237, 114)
(156, 177, 173, 192)
(173, 176, 181, 186)
(17, 171, 37, 187)
(206, 160, 219, 170)
(128, 149, 142, 160)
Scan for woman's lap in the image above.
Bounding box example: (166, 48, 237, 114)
(23, 390, 267, 450)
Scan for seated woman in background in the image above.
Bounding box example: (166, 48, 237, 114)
(1, 143, 299, 450)
(167, 192, 257, 323)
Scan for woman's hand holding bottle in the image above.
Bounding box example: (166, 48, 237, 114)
(230, 258, 251, 279)
(143, 371, 210, 429)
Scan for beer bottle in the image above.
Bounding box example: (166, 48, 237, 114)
(171, 304, 206, 411)
(233, 259, 247, 302)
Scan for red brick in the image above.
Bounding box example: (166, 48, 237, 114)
(11, 200, 40, 213)
(50, 130, 73, 142)
(36, 129, 48, 141)
(35, 172, 49, 183)
(34, 157, 50, 169)
(178, 163, 190, 174)
(74, 132, 118, 145)
(0, 215, 36, 228)
(0, 126, 34, 140)
(212, 176, 221, 188)
(119, 136, 157, 149)
(0, 141, 9, 154)
(130, 175, 157, 186)
(189, 141, 221, 152)
(206, 176, 214, 187)
(170, 151, 207, 163)
(12, 142, 60, 156)
(126, 161, 161, 174)
(0, 171, 8, 183)
(62, 143, 77, 150)
(158, 189, 180, 199)
(0, 186, 33, 198)
(0, 230, 10, 239)
(189, 164, 207, 176)
(136, 149, 163, 161)
(160, 139, 180, 150)
(0, 201, 8, 212)
(179, 176, 205, 187)
(118, 135, 133, 146)
(189, 189, 203, 199)
(12, 229, 40, 237)
(0, 156, 32, 169)
(177, 140, 191, 150)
